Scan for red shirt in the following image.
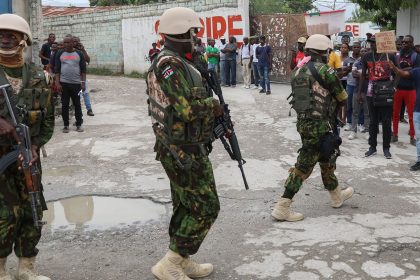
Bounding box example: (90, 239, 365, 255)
(295, 51, 305, 64)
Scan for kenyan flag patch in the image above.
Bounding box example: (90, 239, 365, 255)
(162, 66, 174, 79)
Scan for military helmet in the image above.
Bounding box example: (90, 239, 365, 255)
(305, 34, 331, 51)
(0, 14, 32, 46)
(297, 37, 307, 44)
(158, 7, 202, 35)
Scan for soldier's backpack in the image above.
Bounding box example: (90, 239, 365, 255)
(288, 61, 331, 119)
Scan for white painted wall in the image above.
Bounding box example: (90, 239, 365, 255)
(122, 1, 249, 74)
(397, 3, 420, 43)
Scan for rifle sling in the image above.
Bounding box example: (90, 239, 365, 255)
(307, 61, 330, 90)
(307, 61, 339, 135)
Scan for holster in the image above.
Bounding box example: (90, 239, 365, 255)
(319, 132, 342, 162)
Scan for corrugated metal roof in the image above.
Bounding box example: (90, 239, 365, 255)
(42, 5, 119, 17)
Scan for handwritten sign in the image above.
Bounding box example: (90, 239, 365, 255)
(375, 31, 397, 53)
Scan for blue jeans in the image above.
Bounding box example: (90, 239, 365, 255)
(252, 62, 259, 86)
(220, 60, 226, 85)
(82, 80, 92, 111)
(346, 84, 364, 125)
(208, 63, 217, 71)
(225, 59, 236, 86)
(414, 112, 420, 161)
(258, 65, 270, 91)
(83, 91, 92, 111)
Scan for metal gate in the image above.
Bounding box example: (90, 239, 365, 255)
(251, 14, 307, 83)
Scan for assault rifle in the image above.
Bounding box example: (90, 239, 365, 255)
(206, 69, 249, 190)
(0, 84, 45, 229)
(190, 54, 248, 190)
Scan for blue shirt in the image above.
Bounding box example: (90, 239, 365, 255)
(410, 68, 420, 112)
(256, 45, 272, 67)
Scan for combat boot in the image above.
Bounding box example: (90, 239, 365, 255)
(328, 186, 354, 208)
(0, 258, 13, 280)
(271, 198, 304, 222)
(181, 257, 213, 278)
(15, 257, 50, 280)
(152, 250, 192, 280)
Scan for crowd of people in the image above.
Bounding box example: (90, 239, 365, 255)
(39, 33, 95, 133)
(168, 34, 275, 94)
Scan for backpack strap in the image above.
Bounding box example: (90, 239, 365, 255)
(307, 62, 329, 90)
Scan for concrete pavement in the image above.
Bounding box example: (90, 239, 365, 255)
(26, 75, 420, 279)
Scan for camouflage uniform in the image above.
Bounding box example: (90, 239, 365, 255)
(285, 57, 347, 194)
(0, 64, 54, 258)
(146, 49, 220, 256)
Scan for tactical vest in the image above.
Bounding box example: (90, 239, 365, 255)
(0, 64, 51, 139)
(146, 50, 214, 145)
(289, 62, 335, 120)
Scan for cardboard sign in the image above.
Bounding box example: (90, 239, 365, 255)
(375, 31, 397, 53)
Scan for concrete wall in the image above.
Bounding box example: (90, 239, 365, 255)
(44, 8, 125, 72)
(123, 0, 249, 74)
(43, 0, 249, 74)
(13, 0, 43, 65)
(397, 3, 420, 43)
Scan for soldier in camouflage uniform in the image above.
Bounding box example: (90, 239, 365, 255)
(146, 7, 223, 280)
(272, 34, 354, 222)
(0, 14, 54, 280)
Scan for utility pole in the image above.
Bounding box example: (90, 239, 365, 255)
(333, 0, 336, 10)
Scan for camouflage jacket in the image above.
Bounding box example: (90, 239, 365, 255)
(291, 56, 348, 121)
(146, 49, 215, 145)
(0, 63, 55, 148)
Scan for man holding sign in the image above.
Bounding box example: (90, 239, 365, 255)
(358, 33, 397, 159)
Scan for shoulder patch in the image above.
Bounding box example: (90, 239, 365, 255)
(162, 66, 174, 80)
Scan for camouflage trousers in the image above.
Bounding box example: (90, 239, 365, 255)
(285, 119, 339, 194)
(0, 150, 43, 258)
(156, 142, 220, 256)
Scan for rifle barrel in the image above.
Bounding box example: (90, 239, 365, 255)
(238, 163, 249, 190)
(0, 85, 17, 126)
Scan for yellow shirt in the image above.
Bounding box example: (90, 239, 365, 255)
(328, 52, 342, 69)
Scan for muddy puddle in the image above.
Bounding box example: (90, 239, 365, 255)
(43, 196, 168, 231)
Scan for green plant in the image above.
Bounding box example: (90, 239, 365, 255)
(87, 67, 118, 76)
(126, 71, 146, 78)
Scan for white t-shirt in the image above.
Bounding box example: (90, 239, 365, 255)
(252, 43, 259, 63)
(216, 42, 227, 61)
(241, 44, 251, 59)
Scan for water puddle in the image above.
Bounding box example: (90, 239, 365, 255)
(43, 196, 168, 231)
